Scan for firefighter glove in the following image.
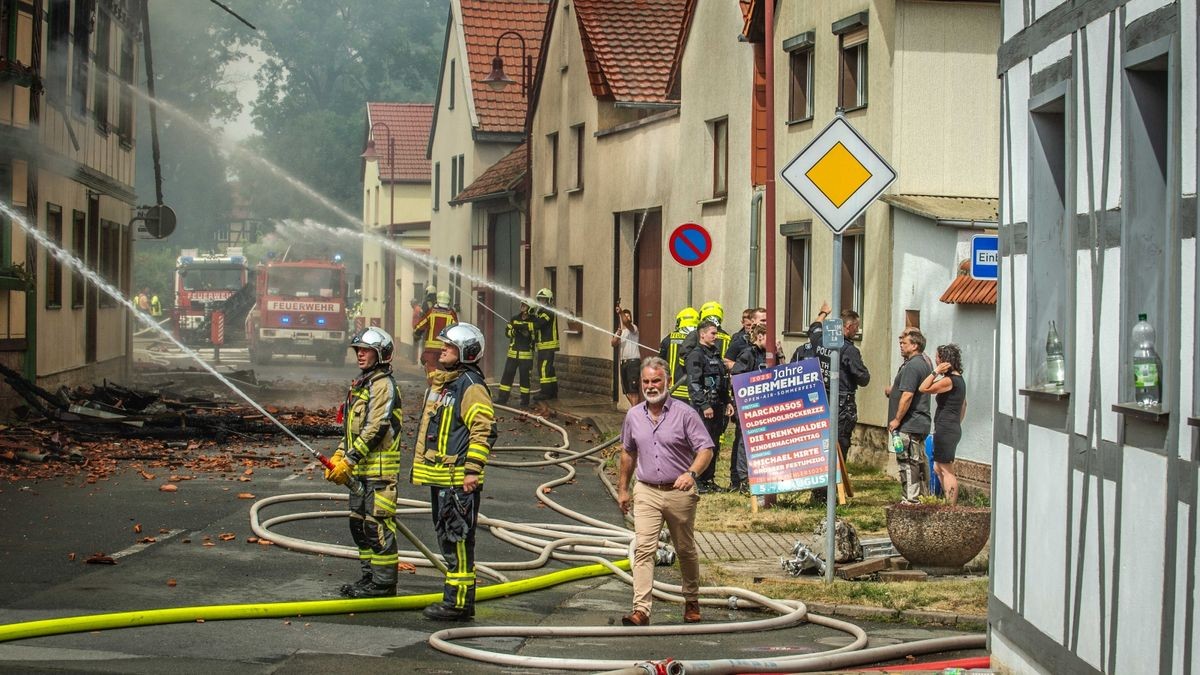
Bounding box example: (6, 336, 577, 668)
(325, 454, 354, 486)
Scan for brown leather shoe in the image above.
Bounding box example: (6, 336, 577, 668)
(683, 601, 701, 623)
(621, 610, 650, 626)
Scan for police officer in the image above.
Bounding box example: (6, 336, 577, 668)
(414, 291, 458, 374)
(530, 288, 559, 400)
(660, 307, 698, 403)
(412, 323, 497, 621)
(686, 320, 733, 493)
(497, 301, 534, 407)
(324, 327, 403, 598)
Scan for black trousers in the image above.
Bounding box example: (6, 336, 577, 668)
(696, 410, 727, 483)
(429, 486, 481, 609)
(498, 356, 532, 398)
(536, 349, 558, 391)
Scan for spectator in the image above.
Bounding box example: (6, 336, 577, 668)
(919, 344, 966, 505)
(611, 304, 643, 407)
(616, 357, 713, 626)
(884, 328, 932, 503)
(729, 324, 780, 493)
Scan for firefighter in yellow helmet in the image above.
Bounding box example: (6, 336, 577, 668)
(530, 288, 559, 400)
(412, 322, 497, 621)
(324, 327, 403, 598)
(659, 307, 699, 402)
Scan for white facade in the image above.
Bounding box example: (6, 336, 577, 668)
(992, 0, 1198, 671)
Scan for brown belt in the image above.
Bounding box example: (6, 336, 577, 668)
(639, 480, 678, 490)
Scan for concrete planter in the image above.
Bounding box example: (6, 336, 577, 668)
(885, 503, 990, 568)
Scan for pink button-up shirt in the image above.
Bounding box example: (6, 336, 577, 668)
(620, 398, 714, 484)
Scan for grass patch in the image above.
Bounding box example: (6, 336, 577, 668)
(695, 459, 902, 537)
(704, 565, 989, 616)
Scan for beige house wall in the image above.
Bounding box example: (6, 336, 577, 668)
(359, 160, 429, 343)
(772, 1, 998, 429)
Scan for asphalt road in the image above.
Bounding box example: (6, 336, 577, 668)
(0, 350, 984, 673)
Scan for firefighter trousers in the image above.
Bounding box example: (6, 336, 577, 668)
(429, 486, 481, 610)
(348, 479, 399, 587)
(498, 356, 532, 402)
(535, 349, 557, 397)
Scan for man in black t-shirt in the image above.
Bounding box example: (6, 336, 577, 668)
(885, 328, 932, 503)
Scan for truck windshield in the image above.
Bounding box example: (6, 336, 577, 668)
(181, 268, 245, 291)
(267, 268, 341, 298)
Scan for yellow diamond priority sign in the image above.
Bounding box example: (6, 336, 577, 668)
(781, 116, 896, 234)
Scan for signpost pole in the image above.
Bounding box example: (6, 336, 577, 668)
(824, 234, 842, 585)
(687, 268, 693, 307)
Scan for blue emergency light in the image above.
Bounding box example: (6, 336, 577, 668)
(317, 317, 327, 326)
(281, 315, 291, 325)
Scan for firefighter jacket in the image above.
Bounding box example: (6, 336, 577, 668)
(337, 366, 402, 479)
(531, 307, 559, 351)
(414, 305, 458, 350)
(663, 329, 692, 401)
(506, 314, 534, 360)
(411, 367, 497, 488)
(686, 341, 731, 414)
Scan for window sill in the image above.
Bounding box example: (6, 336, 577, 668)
(786, 116, 813, 126)
(697, 196, 726, 206)
(1112, 402, 1169, 424)
(565, 186, 584, 195)
(1187, 416, 1199, 428)
(45, 303, 63, 311)
(543, 192, 557, 200)
(840, 104, 868, 114)
(118, 138, 133, 151)
(1019, 385, 1070, 401)
(563, 329, 583, 337)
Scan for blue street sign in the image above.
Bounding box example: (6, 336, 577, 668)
(970, 234, 999, 281)
(668, 222, 712, 267)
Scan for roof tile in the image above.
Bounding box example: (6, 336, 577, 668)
(366, 103, 434, 182)
(453, 142, 527, 203)
(941, 259, 997, 305)
(461, 0, 550, 134)
(574, 0, 692, 103)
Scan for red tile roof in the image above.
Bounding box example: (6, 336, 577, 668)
(366, 103, 434, 182)
(452, 142, 527, 204)
(941, 259, 997, 305)
(460, 0, 550, 134)
(573, 0, 693, 103)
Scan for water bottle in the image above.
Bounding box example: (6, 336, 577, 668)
(1132, 313, 1162, 407)
(890, 431, 905, 454)
(1044, 320, 1065, 387)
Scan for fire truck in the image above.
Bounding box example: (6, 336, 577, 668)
(173, 248, 249, 345)
(245, 258, 350, 365)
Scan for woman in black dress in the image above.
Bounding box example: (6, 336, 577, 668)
(918, 344, 966, 504)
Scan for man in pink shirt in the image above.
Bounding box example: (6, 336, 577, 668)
(616, 356, 714, 627)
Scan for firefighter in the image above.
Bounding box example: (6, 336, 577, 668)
(677, 301, 731, 371)
(497, 301, 534, 407)
(660, 307, 699, 403)
(421, 284, 438, 315)
(149, 292, 162, 317)
(414, 291, 458, 373)
(324, 327, 403, 598)
(411, 322, 496, 621)
(530, 288, 559, 400)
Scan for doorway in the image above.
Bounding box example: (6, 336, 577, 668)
(632, 210, 663, 355)
(486, 210, 521, 378)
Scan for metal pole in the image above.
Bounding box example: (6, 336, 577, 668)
(824, 232, 842, 585)
(763, 0, 777, 366)
(687, 268, 693, 307)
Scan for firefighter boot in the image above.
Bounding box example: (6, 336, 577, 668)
(520, 393, 531, 407)
(422, 601, 475, 621)
(496, 391, 510, 405)
(345, 580, 397, 598)
(338, 571, 372, 597)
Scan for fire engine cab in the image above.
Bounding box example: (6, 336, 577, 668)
(173, 248, 249, 345)
(245, 258, 349, 365)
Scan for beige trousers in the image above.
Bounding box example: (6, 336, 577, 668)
(631, 481, 701, 615)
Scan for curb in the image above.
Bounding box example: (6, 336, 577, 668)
(804, 601, 987, 630)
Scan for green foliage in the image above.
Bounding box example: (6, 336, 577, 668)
(131, 242, 180, 305)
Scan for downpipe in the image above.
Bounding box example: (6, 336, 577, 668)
(748, 188, 763, 307)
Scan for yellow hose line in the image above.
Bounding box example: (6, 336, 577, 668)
(0, 560, 629, 644)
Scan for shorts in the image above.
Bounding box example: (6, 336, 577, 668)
(620, 359, 641, 395)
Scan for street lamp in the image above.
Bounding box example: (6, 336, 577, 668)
(361, 120, 396, 333)
(479, 30, 533, 297)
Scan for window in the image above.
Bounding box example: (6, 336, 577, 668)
(450, 159, 457, 203)
(0, 162, 10, 266)
(71, 210, 85, 307)
(433, 161, 440, 211)
(545, 267, 557, 302)
(92, 6, 111, 129)
(97, 220, 120, 308)
(72, 0, 93, 116)
(117, 36, 134, 142)
(568, 265, 583, 331)
(840, 229, 865, 316)
(546, 132, 558, 195)
(0, 0, 10, 60)
(1028, 91, 1068, 387)
(448, 59, 455, 110)
(457, 155, 466, 195)
(45, 204, 64, 309)
(711, 117, 728, 198)
(905, 310, 920, 330)
(47, 0, 71, 101)
(784, 227, 810, 333)
(788, 47, 813, 122)
(451, 255, 463, 309)
(570, 124, 585, 190)
(838, 28, 868, 110)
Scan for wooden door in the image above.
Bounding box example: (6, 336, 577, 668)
(633, 211, 662, 355)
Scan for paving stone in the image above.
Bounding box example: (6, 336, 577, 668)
(835, 556, 890, 579)
(877, 569, 928, 582)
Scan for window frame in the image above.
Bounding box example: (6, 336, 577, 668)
(448, 58, 455, 110)
(45, 203, 64, 309)
(710, 117, 728, 198)
(788, 46, 814, 123)
(47, 0, 71, 101)
(97, 219, 120, 309)
(570, 123, 585, 191)
(839, 228, 866, 319)
(838, 28, 868, 111)
(92, 5, 111, 131)
(117, 34, 134, 144)
(545, 132, 559, 196)
(71, 0, 93, 117)
(783, 221, 811, 334)
(433, 161, 440, 211)
(71, 209, 85, 308)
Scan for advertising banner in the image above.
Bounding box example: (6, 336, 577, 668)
(732, 357, 835, 495)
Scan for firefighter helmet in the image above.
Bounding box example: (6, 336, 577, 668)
(425, 284, 437, 295)
(535, 288, 553, 302)
(699, 301, 724, 325)
(436, 291, 452, 306)
(438, 322, 485, 364)
(676, 307, 699, 330)
(350, 326, 394, 364)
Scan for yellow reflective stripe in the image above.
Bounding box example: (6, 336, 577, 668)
(466, 443, 489, 462)
(373, 493, 396, 511)
(463, 403, 493, 427)
(411, 463, 485, 487)
(371, 554, 399, 566)
(438, 409, 452, 455)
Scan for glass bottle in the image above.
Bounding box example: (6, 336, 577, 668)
(1131, 313, 1162, 407)
(1044, 320, 1065, 387)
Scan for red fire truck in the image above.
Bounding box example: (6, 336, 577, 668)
(173, 248, 249, 345)
(245, 258, 349, 365)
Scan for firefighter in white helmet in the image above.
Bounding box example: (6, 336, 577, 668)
(325, 326, 403, 598)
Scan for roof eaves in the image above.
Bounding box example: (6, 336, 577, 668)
(427, 9, 455, 160)
(665, 0, 699, 100)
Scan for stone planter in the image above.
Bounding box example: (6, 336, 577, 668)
(885, 503, 990, 568)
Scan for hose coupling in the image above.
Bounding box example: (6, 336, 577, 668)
(634, 658, 683, 675)
(727, 595, 739, 610)
(654, 546, 676, 566)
